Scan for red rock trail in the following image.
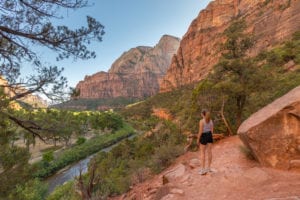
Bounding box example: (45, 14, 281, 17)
(113, 136, 300, 200)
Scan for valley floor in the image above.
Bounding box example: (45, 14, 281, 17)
(113, 136, 300, 200)
(14, 132, 95, 164)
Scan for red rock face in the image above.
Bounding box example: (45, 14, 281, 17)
(160, 0, 300, 92)
(238, 86, 300, 170)
(76, 35, 180, 99)
(152, 108, 173, 120)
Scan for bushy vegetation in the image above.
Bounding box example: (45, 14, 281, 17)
(46, 181, 77, 200)
(33, 124, 134, 179)
(75, 137, 86, 145)
(12, 109, 125, 142)
(47, 119, 185, 199)
(193, 31, 300, 132)
(0, 108, 131, 199)
(54, 97, 141, 111)
(0, 0, 104, 197)
(42, 151, 55, 163)
(122, 29, 300, 135)
(121, 85, 196, 133)
(10, 179, 48, 200)
(89, 111, 124, 131)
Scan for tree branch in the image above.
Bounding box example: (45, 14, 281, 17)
(6, 114, 47, 143)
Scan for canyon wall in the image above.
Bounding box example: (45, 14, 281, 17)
(160, 0, 300, 92)
(76, 35, 180, 99)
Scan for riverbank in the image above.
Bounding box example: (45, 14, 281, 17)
(46, 133, 137, 193)
(33, 124, 135, 179)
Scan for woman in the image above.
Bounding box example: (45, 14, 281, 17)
(197, 109, 213, 175)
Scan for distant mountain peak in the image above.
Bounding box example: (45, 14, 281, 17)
(74, 34, 180, 102)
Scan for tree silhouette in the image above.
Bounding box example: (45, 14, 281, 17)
(0, 0, 104, 139)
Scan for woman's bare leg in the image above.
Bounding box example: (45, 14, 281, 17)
(200, 144, 206, 169)
(207, 143, 212, 169)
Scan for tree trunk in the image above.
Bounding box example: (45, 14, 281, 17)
(75, 162, 100, 200)
(220, 96, 234, 136)
(236, 95, 246, 128)
(236, 110, 242, 129)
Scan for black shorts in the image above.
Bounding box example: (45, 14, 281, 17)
(199, 131, 213, 145)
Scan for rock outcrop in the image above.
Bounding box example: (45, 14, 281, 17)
(76, 35, 180, 99)
(0, 76, 47, 108)
(238, 86, 300, 170)
(19, 94, 47, 108)
(160, 0, 300, 92)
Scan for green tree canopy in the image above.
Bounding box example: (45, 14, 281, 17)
(193, 20, 271, 131)
(0, 0, 104, 139)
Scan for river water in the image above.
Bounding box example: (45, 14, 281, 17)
(46, 134, 137, 193)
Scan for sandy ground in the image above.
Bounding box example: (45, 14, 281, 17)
(114, 136, 300, 200)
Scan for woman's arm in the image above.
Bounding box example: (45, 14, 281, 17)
(211, 121, 214, 134)
(197, 120, 203, 145)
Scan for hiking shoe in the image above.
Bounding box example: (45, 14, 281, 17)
(205, 168, 217, 173)
(198, 169, 207, 175)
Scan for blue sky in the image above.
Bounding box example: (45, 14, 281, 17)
(23, 0, 210, 87)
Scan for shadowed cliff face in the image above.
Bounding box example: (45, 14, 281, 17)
(160, 0, 300, 92)
(75, 35, 180, 99)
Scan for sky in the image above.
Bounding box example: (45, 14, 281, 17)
(22, 0, 210, 88)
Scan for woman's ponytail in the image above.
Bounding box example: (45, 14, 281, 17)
(202, 109, 211, 123)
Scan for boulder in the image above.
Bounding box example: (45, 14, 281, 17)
(188, 158, 201, 169)
(162, 164, 186, 183)
(238, 86, 300, 170)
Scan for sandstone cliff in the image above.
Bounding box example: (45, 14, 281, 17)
(19, 94, 47, 108)
(160, 0, 300, 92)
(0, 77, 47, 108)
(76, 35, 180, 99)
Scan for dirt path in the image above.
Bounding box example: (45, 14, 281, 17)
(115, 136, 300, 200)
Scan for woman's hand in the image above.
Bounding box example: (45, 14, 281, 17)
(198, 120, 203, 146)
(197, 134, 200, 146)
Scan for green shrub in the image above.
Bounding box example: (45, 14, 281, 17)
(90, 112, 124, 131)
(76, 137, 86, 145)
(33, 124, 135, 179)
(150, 144, 184, 173)
(11, 179, 48, 200)
(49, 120, 186, 198)
(42, 151, 54, 163)
(46, 181, 79, 200)
(54, 97, 141, 111)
